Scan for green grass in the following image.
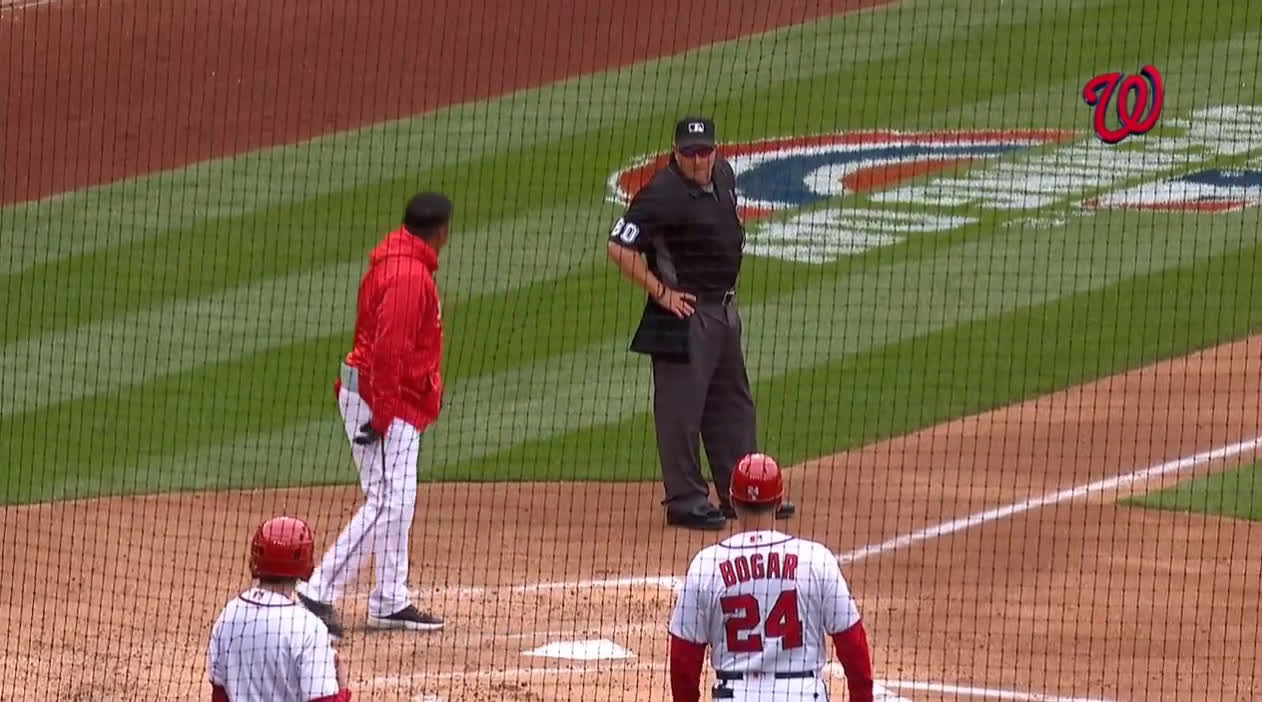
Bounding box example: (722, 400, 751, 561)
(433, 238, 1262, 482)
(1123, 461, 1262, 522)
(4, 0, 1262, 503)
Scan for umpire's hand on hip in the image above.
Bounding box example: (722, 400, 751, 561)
(353, 421, 383, 446)
(655, 286, 696, 318)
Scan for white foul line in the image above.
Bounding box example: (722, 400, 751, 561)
(836, 434, 1262, 565)
(417, 434, 1262, 597)
(878, 678, 1118, 702)
(820, 665, 1119, 702)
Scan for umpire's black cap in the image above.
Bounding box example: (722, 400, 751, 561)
(674, 116, 716, 149)
(403, 191, 453, 233)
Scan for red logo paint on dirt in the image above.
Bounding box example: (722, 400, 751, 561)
(1082, 65, 1165, 144)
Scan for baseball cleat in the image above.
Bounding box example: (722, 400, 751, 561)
(297, 592, 346, 639)
(366, 605, 445, 632)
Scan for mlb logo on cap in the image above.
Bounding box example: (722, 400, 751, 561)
(675, 116, 716, 149)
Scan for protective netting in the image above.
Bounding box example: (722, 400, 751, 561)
(2, 0, 1261, 700)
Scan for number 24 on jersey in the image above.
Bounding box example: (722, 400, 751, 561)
(721, 590, 804, 653)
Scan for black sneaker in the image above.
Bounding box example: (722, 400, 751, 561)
(366, 604, 445, 632)
(666, 509, 727, 531)
(297, 591, 346, 639)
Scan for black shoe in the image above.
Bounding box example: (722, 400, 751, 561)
(720, 502, 797, 520)
(297, 591, 346, 639)
(366, 604, 445, 632)
(666, 509, 727, 531)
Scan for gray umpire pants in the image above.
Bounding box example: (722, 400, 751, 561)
(652, 299, 757, 517)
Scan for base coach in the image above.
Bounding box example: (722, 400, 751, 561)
(605, 116, 796, 530)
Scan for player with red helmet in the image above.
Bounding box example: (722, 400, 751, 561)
(667, 453, 875, 701)
(207, 516, 352, 702)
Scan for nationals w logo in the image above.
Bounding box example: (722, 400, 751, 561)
(1082, 65, 1165, 144)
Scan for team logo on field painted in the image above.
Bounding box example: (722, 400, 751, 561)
(610, 130, 1073, 221)
(1082, 65, 1165, 144)
(609, 130, 1074, 262)
(606, 106, 1262, 264)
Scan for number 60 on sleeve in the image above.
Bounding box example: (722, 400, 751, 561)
(609, 217, 641, 245)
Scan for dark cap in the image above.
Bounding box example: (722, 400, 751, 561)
(402, 191, 453, 233)
(674, 116, 716, 149)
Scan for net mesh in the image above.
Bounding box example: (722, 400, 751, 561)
(2, 0, 1261, 701)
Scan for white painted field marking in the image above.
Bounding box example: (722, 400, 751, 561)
(872, 680, 917, 702)
(0, 0, 64, 10)
(522, 639, 634, 661)
(836, 434, 1262, 565)
(493, 621, 663, 641)
(823, 666, 1119, 701)
(371, 662, 667, 686)
(879, 678, 1119, 702)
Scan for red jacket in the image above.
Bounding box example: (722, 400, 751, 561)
(341, 227, 444, 436)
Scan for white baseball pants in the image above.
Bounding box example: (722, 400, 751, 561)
(712, 675, 830, 701)
(297, 386, 421, 618)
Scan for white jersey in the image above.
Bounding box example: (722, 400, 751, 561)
(668, 530, 861, 675)
(208, 587, 341, 702)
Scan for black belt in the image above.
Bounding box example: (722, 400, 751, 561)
(693, 289, 735, 305)
(715, 670, 815, 681)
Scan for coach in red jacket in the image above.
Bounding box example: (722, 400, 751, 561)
(296, 192, 452, 636)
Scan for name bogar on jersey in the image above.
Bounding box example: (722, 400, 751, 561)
(669, 530, 860, 673)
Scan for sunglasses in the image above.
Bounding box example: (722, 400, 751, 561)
(678, 145, 715, 158)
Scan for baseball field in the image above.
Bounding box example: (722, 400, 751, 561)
(2, 0, 1261, 699)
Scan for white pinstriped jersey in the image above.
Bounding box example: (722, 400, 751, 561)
(208, 588, 340, 702)
(668, 530, 861, 674)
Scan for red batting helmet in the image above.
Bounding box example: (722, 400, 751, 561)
(730, 453, 785, 505)
(249, 516, 315, 580)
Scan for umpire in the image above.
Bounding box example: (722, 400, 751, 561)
(605, 116, 795, 530)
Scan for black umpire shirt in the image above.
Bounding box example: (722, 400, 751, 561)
(608, 155, 747, 357)
(608, 155, 746, 296)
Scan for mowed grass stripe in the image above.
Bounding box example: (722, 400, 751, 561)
(48, 229, 1258, 503)
(0, 153, 615, 344)
(5, 162, 1257, 422)
(0, 246, 629, 418)
(12, 206, 1258, 502)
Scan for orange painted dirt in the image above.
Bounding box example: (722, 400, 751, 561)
(5, 336, 1260, 702)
